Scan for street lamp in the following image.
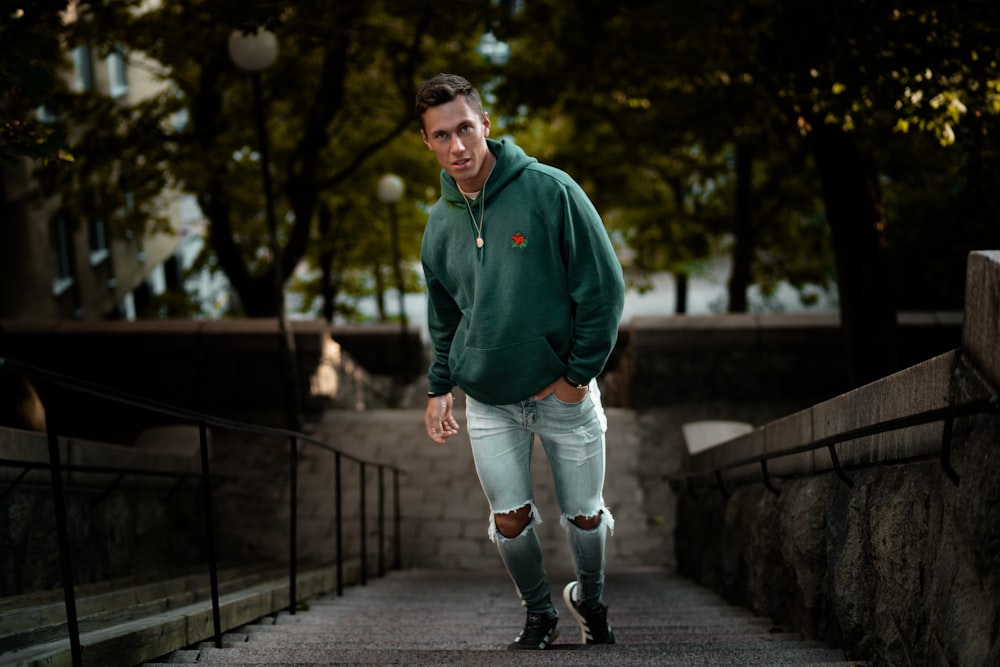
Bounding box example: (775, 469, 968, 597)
(377, 174, 408, 395)
(228, 28, 300, 431)
(377, 173, 406, 327)
(228, 29, 278, 71)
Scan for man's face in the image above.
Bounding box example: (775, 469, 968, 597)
(421, 96, 492, 192)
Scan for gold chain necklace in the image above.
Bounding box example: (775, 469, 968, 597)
(460, 159, 495, 249)
(463, 193, 486, 248)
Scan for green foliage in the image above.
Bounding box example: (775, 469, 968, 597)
(0, 0, 74, 166)
(882, 128, 1000, 309)
(10, 0, 997, 324)
(494, 0, 1000, 312)
(26, 0, 495, 318)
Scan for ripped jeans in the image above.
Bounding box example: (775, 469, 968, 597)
(465, 380, 614, 618)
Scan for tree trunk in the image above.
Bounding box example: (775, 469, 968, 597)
(807, 124, 898, 387)
(200, 193, 277, 317)
(317, 203, 341, 322)
(675, 271, 689, 314)
(239, 274, 282, 318)
(728, 142, 755, 313)
(374, 260, 386, 322)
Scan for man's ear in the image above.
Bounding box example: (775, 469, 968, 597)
(483, 112, 491, 136)
(421, 129, 430, 148)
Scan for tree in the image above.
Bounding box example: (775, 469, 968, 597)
(492, 2, 832, 316)
(34, 0, 494, 318)
(495, 0, 1000, 386)
(0, 0, 73, 166)
(738, 1, 999, 383)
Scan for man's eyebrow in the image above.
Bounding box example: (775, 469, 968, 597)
(433, 122, 468, 134)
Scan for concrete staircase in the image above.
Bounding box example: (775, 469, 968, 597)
(0, 561, 369, 667)
(144, 569, 866, 666)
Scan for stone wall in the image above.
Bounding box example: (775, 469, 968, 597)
(0, 320, 392, 596)
(674, 251, 1000, 666)
(0, 428, 207, 596)
(623, 310, 962, 407)
(0, 319, 400, 440)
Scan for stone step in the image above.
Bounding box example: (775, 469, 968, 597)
(150, 647, 859, 666)
(144, 569, 867, 666)
(0, 563, 295, 651)
(0, 559, 372, 667)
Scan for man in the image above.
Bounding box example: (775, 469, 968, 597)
(416, 73, 625, 650)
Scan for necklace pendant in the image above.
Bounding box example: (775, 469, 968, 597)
(476, 236, 484, 248)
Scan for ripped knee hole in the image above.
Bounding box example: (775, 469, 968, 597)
(571, 511, 602, 530)
(494, 505, 532, 538)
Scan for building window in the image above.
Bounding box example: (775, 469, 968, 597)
(88, 214, 110, 266)
(107, 45, 129, 99)
(72, 45, 94, 92)
(50, 217, 75, 296)
(123, 191, 148, 262)
(120, 291, 137, 321)
(35, 106, 59, 124)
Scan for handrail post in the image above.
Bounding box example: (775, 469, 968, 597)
(198, 421, 223, 647)
(289, 436, 298, 614)
(827, 443, 854, 487)
(393, 467, 401, 570)
(940, 417, 961, 486)
(46, 417, 82, 667)
(0, 467, 31, 503)
(378, 465, 385, 577)
(760, 460, 780, 496)
(335, 451, 343, 596)
(360, 462, 368, 586)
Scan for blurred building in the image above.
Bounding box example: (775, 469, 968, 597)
(0, 38, 191, 320)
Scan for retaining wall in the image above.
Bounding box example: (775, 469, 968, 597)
(674, 251, 1000, 666)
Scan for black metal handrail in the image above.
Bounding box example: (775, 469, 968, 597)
(673, 393, 999, 496)
(0, 458, 226, 505)
(0, 356, 405, 667)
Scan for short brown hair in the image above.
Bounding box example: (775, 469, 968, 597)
(415, 73, 484, 128)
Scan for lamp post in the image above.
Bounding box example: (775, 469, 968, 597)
(228, 28, 300, 431)
(377, 174, 408, 396)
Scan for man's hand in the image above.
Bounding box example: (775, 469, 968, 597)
(533, 376, 589, 403)
(424, 393, 460, 443)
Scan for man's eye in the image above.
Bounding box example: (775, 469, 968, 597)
(459, 125, 472, 135)
(434, 133, 447, 141)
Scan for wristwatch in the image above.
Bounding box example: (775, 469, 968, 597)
(563, 375, 588, 389)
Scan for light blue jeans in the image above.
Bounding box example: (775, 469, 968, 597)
(465, 380, 614, 618)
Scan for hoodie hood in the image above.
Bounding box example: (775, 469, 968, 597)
(438, 138, 536, 206)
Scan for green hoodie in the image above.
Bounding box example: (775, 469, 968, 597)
(421, 138, 625, 405)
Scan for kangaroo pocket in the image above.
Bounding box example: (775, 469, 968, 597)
(452, 336, 566, 405)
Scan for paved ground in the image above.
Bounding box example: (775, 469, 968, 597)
(146, 569, 864, 665)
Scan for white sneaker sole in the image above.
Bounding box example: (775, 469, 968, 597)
(562, 581, 590, 643)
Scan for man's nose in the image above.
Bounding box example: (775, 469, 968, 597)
(451, 137, 465, 153)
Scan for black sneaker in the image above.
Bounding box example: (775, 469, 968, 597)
(562, 581, 615, 644)
(508, 612, 559, 650)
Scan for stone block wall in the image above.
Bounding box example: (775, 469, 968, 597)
(674, 251, 1000, 666)
(0, 428, 207, 597)
(625, 310, 962, 407)
(0, 319, 403, 432)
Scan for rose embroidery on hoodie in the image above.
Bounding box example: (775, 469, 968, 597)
(511, 232, 527, 249)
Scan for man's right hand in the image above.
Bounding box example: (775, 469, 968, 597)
(424, 393, 460, 443)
